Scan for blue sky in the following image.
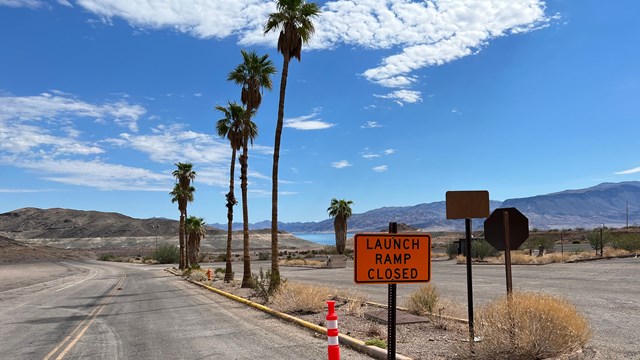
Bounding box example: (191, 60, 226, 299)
(1, 0, 639, 224)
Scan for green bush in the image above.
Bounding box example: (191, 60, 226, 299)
(365, 339, 386, 349)
(611, 233, 640, 252)
(258, 252, 271, 261)
(446, 242, 459, 259)
(405, 284, 439, 316)
(154, 244, 179, 264)
(98, 254, 116, 261)
(472, 239, 498, 260)
(251, 268, 277, 303)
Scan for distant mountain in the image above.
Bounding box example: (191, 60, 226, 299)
(212, 181, 640, 231)
(3, 182, 639, 239)
(501, 181, 640, 229)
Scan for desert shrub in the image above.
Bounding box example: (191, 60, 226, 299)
(446, 242, 459, 259)
(98, 254, 116, 261)
(187, 270, 208, 282)
(610, 233, 640, 252)
(365, 338, 386, 349)
(190, 263, 201, 270)
(214, 253, 226, 262)
(271, 282, 331, 314)
(587, 229, 609, 255)
(472, 292, 590, 360)
(405, 284, 439, 316)
(154, 244, 179, 264)
(214, 267, 225, 274)
(250, 268, 284, 303)
(472, 240, 498, 260)
(258, 252, 271, 261)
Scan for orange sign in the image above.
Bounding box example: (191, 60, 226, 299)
(354, 233, 431, 284)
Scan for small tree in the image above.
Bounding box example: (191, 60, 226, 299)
(587, 228, 608, 257)
(522, 235, 556, 256)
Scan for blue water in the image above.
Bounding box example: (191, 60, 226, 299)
(292, 232, 355, 246)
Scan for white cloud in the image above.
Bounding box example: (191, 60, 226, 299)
(361, 121, 382, 129)
(284, 110, 335, 131)
(374, 89, 422, 105)
(57, 0, 72, 7)
(362, 154, 380, 159)
(193, 93, 202, 97)
(0, 92, 146, 132)
(373, 165, 388, 172)
(383, 149, 396, 155)
(332, 160, 352, 169)
(451, 108, 462, 115)
(615, 167, 640, 175)
(20, 159, 171, 191)
(66, 0, 550, 105)
(0, 0, 44, 9)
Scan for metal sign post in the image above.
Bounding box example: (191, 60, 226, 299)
(445, 190, 490, 345)
(464, 218, 475, 342)
(388, 222, 397, 360)
(353, 223, 431, 360)
(484, 207, 529, 296)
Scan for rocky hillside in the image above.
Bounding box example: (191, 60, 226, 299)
(0, 208, 317, 250)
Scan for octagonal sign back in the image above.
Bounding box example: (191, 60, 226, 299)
(483, 207, 529, 251)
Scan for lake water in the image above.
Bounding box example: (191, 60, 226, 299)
(292, 232, 355, 246)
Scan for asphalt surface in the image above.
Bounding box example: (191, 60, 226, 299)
(0, 260, 372, 360)
(243, 257, 640, 359)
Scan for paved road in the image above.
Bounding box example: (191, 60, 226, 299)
(235, 257, 640, 359)
(0, 260, 372, 360)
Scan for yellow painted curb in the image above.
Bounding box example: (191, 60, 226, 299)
(164, 268, 412, 360)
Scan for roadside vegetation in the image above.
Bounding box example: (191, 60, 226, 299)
(469, 292, 591, 359)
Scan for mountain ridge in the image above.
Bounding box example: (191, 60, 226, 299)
(2, 181, 639, 236)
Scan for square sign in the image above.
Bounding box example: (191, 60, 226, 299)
(445, 190, 490, 219)
(354, 233, 431, 284)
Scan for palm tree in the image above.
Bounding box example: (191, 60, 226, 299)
(185, 216, 206, 266)
(172, 162, 196, 269)
(265, 0, 320, 289)
(228, 50, 276, 288)
(170, 183, 195, 269)
(216, 102, 257, 282)
(327, 198, 353, 255)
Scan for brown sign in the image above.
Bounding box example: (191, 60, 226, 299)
(445, 190, 490, 219)
(483, 207, 529, 251)
(354, 233, 431, 284)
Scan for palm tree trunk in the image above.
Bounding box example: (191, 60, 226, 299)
(335, 216, 346, 254)
(270, 55, 291, 290)
(225, 148, 237, 282)
(184, 208, 190, 269)
(178, 213, 185, 269)
(240, 140, 252, 288)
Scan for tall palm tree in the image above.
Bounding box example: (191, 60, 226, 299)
(327, 198, 353, 255)
(265, 0, 320, 289)
(170, 183, 195, 269)
(185, 216, 206, 266)
(216, 102, 257, 282)
(172, 162, 196, 269)
(228, 50, 276, 288)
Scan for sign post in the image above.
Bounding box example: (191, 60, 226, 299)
(445, 190, 490, 345)
(354, 225, 431, 359)
(484, 207, 529, 295)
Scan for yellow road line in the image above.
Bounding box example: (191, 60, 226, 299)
(43, 273, 127, 360)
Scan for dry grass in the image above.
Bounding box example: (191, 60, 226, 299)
(279, 259, 326, 267)
(334, 288, 366, 316)
(271, 281, 332, 314)
(470, 292, 591, 360)
(405, 284, 439, 316)
(457, 249, 634, 265)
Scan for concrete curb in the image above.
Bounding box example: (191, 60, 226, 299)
(165, 268, 412, 360)
(361, 299, 469, 324)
